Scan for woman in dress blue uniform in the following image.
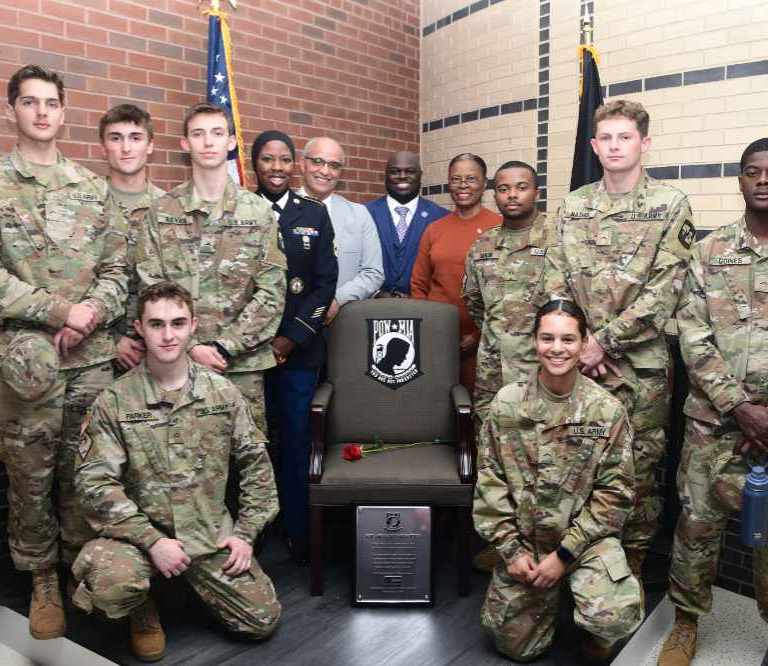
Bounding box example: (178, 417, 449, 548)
(252, 130, 338, 562)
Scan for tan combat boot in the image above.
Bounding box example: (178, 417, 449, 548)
(657, 608, 698, 666)
(29, 568, 66, 639)
(129, 597, 166, 662)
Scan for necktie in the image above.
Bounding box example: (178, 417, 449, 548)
(272, 202, 282, 218)
(394, 206, 409, 243)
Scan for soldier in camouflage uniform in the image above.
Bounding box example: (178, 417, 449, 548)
(97, 104, 165, 370)
(475, 299, 642, 662)
(463, 160, 557, 426)
(73, 282, 280, 661)
(658, 139, 768, 666)
(543, 100, 695, 577)
(0, 65, 128, 639)
(132, 103, 286, 432)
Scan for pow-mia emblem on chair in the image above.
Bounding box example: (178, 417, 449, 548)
(366, 318, 423, 389)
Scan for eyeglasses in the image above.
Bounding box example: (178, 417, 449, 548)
(305, 156, 344, 172)
(449, 175, 481, 186)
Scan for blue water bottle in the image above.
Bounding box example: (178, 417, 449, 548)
(741, 465, 768, 547)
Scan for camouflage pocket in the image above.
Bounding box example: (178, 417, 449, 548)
(710, 450, 748, 512)
(599, 548, 631, 583)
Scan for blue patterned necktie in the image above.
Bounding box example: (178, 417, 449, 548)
(395, 206, 409, 243)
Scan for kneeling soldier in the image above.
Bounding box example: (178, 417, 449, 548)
(474, 300, 643, 662)
(72, 282, 280, 661)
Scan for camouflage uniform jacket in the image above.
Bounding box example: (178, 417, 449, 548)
(0, 147, 129, 369)
(76, 361, 278, 558)
(108, 179, 165, 336)
(463, 213, 558, 386)
(544, 172, 694, 371)
(474, 371, 635, 563)
(135, 179, 287, 372)
(678, 215, 768, 425)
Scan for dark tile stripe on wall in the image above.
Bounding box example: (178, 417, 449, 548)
(422, 0, 507, 37)
(604, 59, 768, 97)
(422, 97, 537, 134)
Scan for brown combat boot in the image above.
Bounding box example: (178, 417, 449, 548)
(29, 568, 66, 640)
(579, 629, 615, 664)
(129, 597, 166, 662)
(472, 545, 498, 573)
(657, 608, 698, 666)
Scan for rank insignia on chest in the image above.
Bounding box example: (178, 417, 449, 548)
(568, 425, 609, 438)
(290, 277, 304, 294)
(196, 403, 232, 417)
(710, 255, 751, 266)
(478, 251, 495, 261)
(530, 247, 547, 256)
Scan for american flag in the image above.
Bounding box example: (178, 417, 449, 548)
(206, 8, 246, 185)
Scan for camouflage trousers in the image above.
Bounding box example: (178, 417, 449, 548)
(668, 417, 768, 621)
(0, 361, 111, 571)
(608, 370, 669, 567)
(473, 344, 533, 430)
(71, 537, 281, 639)
(481, 537, 643, 661)
(227, 370, 267, 435)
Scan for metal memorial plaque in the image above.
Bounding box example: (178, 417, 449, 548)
(355, 506, 431, 605)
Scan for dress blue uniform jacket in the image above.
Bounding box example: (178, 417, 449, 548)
(365, 196, 449, 295)
(276, 191, 338, 369)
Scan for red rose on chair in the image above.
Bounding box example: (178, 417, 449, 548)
(342, 444, 363, 461)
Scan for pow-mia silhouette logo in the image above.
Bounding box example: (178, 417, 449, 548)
(385, 512, 402, 531)
(678, 220, 695, 250)
(366, 318, 423, 390)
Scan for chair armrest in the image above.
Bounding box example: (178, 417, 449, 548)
(451, 383, 476, 484)
(309, 382, 334, 483)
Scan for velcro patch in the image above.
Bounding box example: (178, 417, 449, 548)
(69, 192, 99, 202)
(710, 255, 751, 266)
(157, 214, 190, 225)
(224, 219, 259, 227)
(562, 209, 594, 219)
(615, 211, 666, 222)
(120, 410, 158, 422)
(195, 402, 233, 417)
(530, 247, 547, 256)
(568, 425, 609, 438)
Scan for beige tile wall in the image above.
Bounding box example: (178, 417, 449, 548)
(422, 0, 768, 229)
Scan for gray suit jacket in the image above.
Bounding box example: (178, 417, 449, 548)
(300, 190, 384, 304)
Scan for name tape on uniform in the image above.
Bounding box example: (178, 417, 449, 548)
(710, 255, 751, 266)
(568, 425, 609, 438)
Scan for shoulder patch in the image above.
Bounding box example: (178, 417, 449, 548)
(678, 220, 695, 250)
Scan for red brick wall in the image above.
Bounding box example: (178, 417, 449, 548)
(0, 0, 420, 201)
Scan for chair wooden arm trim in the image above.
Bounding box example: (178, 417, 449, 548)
(309, 382, 333, 483)
(451, 384, 476, 484)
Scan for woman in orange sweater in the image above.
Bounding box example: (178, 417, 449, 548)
(410, 153, 500, 393)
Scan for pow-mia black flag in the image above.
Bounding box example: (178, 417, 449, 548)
(570, 45, 604, 191)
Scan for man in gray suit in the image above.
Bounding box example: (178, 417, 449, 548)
(299, 137, 383, 322)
